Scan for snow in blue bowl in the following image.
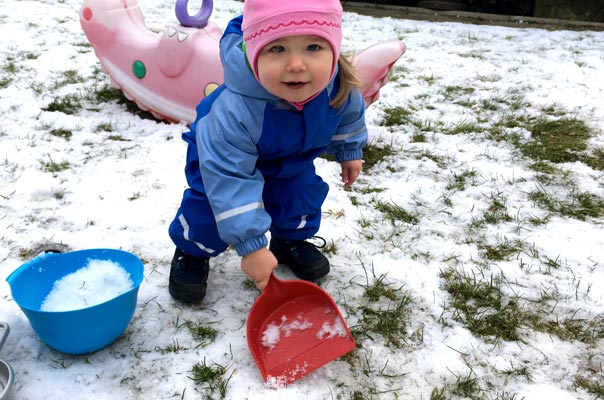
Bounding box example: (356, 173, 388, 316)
(6, 249, 144, 355)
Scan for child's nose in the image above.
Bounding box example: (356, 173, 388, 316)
(286, 54, 307, 72)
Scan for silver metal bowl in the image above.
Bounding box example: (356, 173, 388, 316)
(0, 323, 14, 400)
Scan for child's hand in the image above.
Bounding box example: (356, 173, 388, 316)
(340, 159, 363, 187)
(241, 247, 278, 291)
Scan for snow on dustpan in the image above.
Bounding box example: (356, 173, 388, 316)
(246, 273, 355, 386)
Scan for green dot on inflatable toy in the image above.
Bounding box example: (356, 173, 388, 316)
(132, 61, 146, 79)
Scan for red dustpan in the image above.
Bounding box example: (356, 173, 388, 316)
(246, 273, 355, 385)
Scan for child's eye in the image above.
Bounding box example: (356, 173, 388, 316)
(307, 44, 321, 52)
(267, 45, 286, 53)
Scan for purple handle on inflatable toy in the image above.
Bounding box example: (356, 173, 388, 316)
(175, 0, 213, 28)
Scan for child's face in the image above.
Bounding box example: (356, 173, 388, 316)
(256, 35, 333, 104)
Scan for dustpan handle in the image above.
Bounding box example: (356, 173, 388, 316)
(262, 273, 286, 299)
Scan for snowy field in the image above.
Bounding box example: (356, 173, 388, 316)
(1, 0, 604, 399)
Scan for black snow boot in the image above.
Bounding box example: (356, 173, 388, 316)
(169, 247, 209, 304)
(269, 236, 330, 282)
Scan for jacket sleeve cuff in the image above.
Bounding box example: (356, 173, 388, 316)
(336, 149, 363, 163)
(234, 235, 268, 256)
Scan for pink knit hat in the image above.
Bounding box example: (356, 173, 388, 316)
(242, 0, 343, 80)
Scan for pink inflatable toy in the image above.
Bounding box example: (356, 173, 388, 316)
(80, 0, 222, 123)
(80, 0, 406, 123)
(352, 40, 407, 108)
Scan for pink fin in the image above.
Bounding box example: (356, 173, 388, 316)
(352, 41, 407, 108)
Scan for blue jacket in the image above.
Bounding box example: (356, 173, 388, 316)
(182, 15, 368, 256)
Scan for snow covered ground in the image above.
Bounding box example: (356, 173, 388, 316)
(1, 0, 604, 399)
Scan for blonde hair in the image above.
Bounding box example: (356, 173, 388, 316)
(330, 54, 361, 109)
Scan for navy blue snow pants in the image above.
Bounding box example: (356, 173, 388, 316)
(168, 165, 329, 259)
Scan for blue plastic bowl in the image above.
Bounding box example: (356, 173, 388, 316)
(6, 249, 144, 355)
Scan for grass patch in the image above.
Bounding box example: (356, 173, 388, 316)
(155, 339, 187, 354)
(353, 297, 413, 348)
(322, 141, 398, 171)
(42, 94, 82, 115)
(534, 314, 604, 344)
(481, 192, 513, 224)
(575, 374, 604, 397)
(477, 238, 524, 261)
(121, 95, 161, 121)
(362, 142, 397, 170)
(528, 186, 604, 220)
(3, 58, 17, 74)
(416, 149, 450, 169)
(85, 84, 160, 120)
(49, 128, 73, 141)
(362, 272, 399, 302)
(375, 200, 420, 225)
(189, 358, 233, 399)
(349, 268, 415, 348)
(520, 117, 592, 163)
(442, 85, 475, 101)
(350, 185, 386, 198)
(488, 114, 598, 172)
(0, 75, 11, 89)
(530, 160, 560, 175)
(442, 119, 484, 135)
(95, 121, 115, 132)
(502, 362, 533, 382)
(478, 237, 524, 261)
(485, 123, 523, 145)
(91, 84, 125, 103)
(451, 370, 482, 398)
(585, 148, 604, 171)
(40, 155, 70, 176)
(411, 132, 427, 142)
(486, 113, 604, 221)
(106, 135, 131, 141)
(186, 321, 218, 345)
(412, 118, 440, 133)
(380, 106, 412, 127)
(441, 266, 604, 346)
(50, 69, 82, 90)
(440, 268, 523, 341)
(445, 169, 478, 192)
(430, 370, 485, 400)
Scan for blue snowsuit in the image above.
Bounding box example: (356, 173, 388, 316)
(169, 15, 368, 259)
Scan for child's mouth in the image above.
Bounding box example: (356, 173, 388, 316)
(284, 82, 307, 89)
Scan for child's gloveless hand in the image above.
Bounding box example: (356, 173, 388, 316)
(241, 247, 278, 291)
(340, 159, 363, 187)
